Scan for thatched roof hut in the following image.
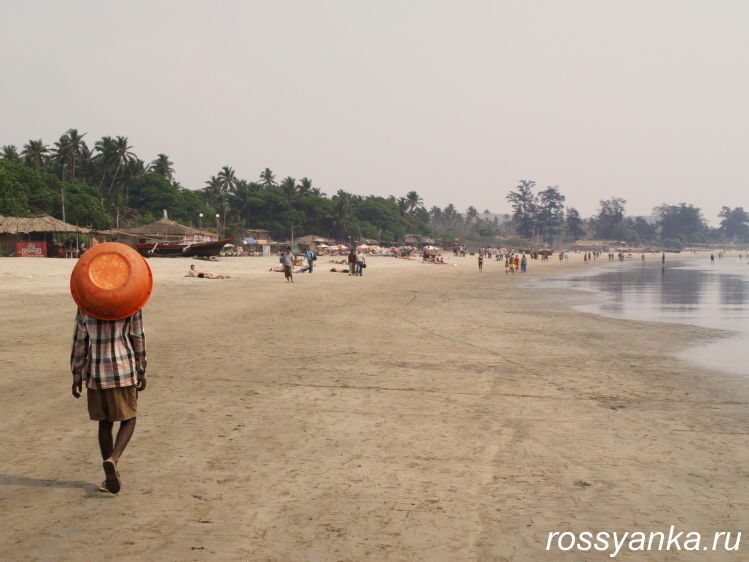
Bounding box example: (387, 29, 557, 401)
(121, 218, 216, 243)
(0, 215, 91, 257)
(0, 215, 91, 234)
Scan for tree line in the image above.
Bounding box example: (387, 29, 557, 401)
(503, 180, 748, 247)
(1, 131, 747, 246)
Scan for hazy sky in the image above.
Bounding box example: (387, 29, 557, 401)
(2, 0, 747, 222)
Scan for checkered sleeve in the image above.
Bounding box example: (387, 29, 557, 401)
(70, 310, 89, 383)
(130, 310, 147, 377)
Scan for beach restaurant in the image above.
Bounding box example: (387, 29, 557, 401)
(0, 214, 91, 257)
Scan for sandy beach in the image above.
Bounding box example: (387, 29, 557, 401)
(1, 254, 748, 561)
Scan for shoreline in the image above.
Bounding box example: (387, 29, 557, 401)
(1, 254, 748, 560)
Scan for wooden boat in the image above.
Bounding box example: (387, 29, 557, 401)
(135, 238, 233, 258)
(135, 242, 185, 257)
(182, 238, 233, 258)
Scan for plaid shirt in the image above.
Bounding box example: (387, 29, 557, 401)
(70, 309, 147, 390)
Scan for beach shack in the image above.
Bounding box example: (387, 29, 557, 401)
(120, 218, 217, 245)
(0, 215, 91, 257)
(243, 228, 273, 255)
(404, 234, 435, 249)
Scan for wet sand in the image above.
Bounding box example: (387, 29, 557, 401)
(1, 254, 748, 561)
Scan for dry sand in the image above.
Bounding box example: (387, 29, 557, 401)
(1, 254, 748, 561)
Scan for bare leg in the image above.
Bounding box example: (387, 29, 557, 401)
(111, 418, 137, 463)
(98, 421, 114, 460)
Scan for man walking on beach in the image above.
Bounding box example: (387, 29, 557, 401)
(71, 309, 147, 494)
(348, 248, 357, 276)
(283, 248, 294, 282)
(305, 248, 316, 273)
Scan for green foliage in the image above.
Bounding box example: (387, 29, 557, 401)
(0, 160, 110, 228)
(719, 207, 749, 242)
(653, 203, 706, 245)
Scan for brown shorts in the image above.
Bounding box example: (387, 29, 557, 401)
(87, 387, 138, 421)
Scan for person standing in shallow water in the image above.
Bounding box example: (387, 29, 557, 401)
(71, 309, 147, 494)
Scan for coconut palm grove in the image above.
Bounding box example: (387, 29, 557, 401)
(1, 129, 747, 248)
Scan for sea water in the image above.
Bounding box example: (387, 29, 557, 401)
(538, 256, 749, 377)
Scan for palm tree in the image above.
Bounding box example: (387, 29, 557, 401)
(331, 190, 354, 238)
(259, 167, 276, 187)
(1, 145, 20, 162)
(217, 166, 237, 194)
(429, 206, 443, 221)
(150, 153, 175, 180)
(280, 176, 298, 199)
(444, 203, 457, 222)
(107, 136, 135, 194)
(298, 177, 313, 194)
(66, 129, 86, 181)
(205, 175, 223, 204)
(230, 180, 257, 226)
(397, 197, 409, 216)
(466, 206, 478, 224)
(405, 190, 423, 215)
(22, 139, 49, 170)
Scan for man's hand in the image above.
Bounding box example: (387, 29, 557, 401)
(72, 379, 82, 398)
(136, 376, 147, 392)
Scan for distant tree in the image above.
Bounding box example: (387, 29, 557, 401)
(536, 186, 566, 243)
(719, 207, 749, 242)
(331, 190, 355, 238)
(565, 207, 585, 241)
(1, 145, 20, 162)
(592, 197, 627, 239)
(259, 167, 276, 187)
(443, 204, 458, 222)
(506, 180, 537, 238)
(217, 166, 237, 194)
(150, 153, 175, 180)
(298, 177, 313, 194)
(654, 203, 706, 245)
(630, 217, 657, 242)
(466, 206, 478, 224)
(21, 139, 49, 171)
(280, 176, 298, 199)
(405, 190, 424, 215)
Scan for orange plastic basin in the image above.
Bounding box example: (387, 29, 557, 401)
(70, 242, 153, 320)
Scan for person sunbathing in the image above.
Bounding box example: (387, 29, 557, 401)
(187, 264, 229, 279)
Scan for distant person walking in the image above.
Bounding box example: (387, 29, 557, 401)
(283, 249, 294, 282)
(478, 253, 484, 272)
(356, 250, 366, 276)
(661, 252, 666, 266)
(521, 254, 528, 272)
(348, 249, 357, 276)
(710, 253, 715, 264)
(305, 248, 316, 273)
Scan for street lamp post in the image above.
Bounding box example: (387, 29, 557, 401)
(61, 163, 66, 223)
(215, 213, 221, 239)
(198, 213, 203, 229)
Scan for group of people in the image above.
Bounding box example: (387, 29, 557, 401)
(476, 250, 528, 274)
(347, 249, 367, 276)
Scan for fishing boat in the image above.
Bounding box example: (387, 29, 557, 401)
(135, 238, 233, 258)
(182, 238, 233, 257)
